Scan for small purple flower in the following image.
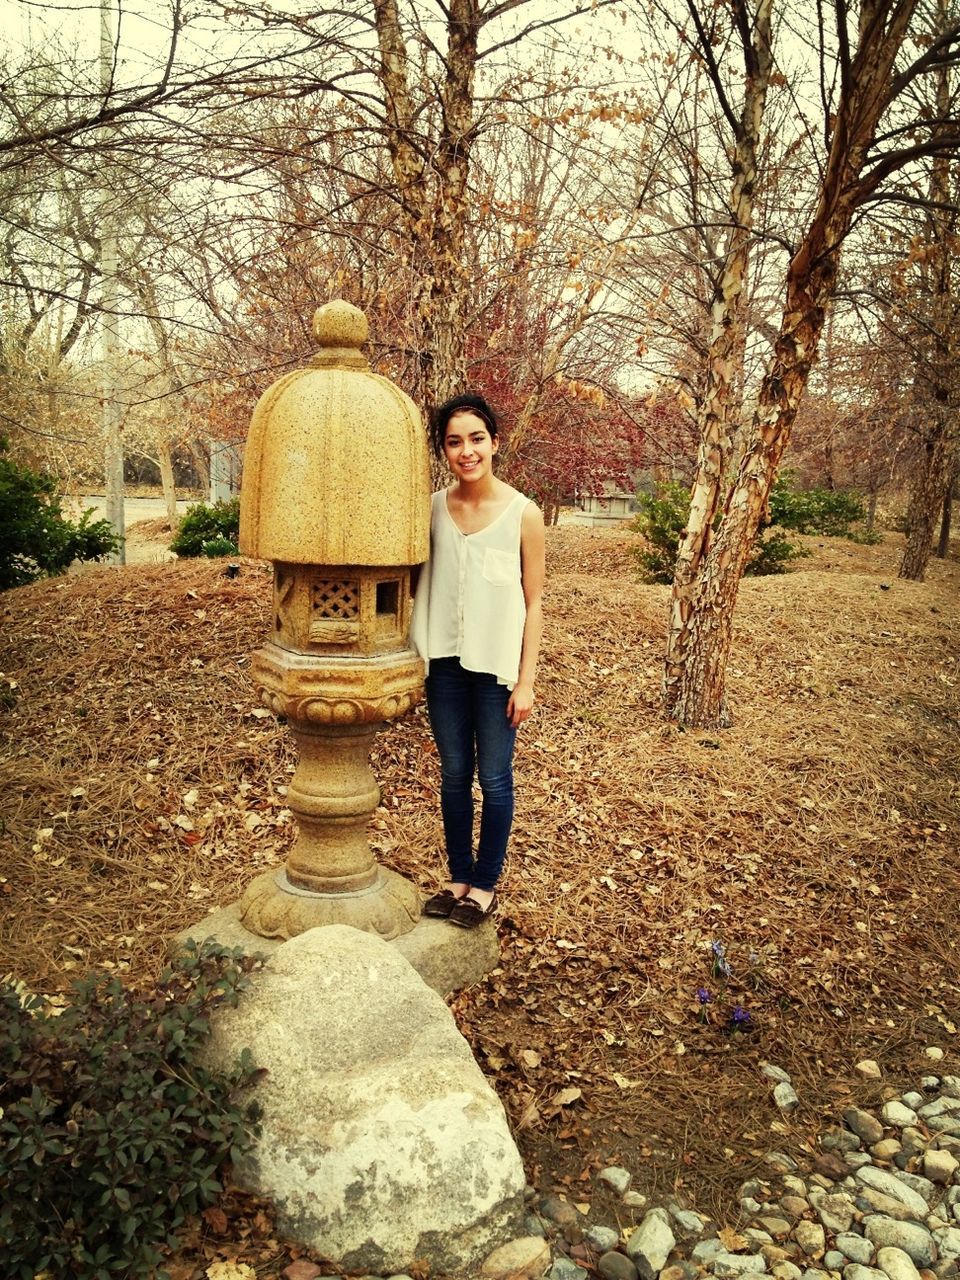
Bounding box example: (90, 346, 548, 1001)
(696, 987, 713, 1023)
(730, 1005, 752, 1030)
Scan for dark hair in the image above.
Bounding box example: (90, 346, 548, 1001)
(430, 392, 501, 457)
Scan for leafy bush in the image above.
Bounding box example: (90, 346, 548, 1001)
(631, 481, 807, 583)
(848, 526, 883, 545)
(201, 535, 241, 559)
(768, 475, 866, 536)
(631, 482, 691, 583)
(747, 529, 808, 575)
(0, 441, 121, 590)
(0, 942, 262, 1280)
(170, 499, 240, 558)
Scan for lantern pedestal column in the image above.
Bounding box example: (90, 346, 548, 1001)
(237, 642, 422, 942)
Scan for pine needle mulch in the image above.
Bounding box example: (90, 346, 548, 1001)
(2, 525, 959, 1227)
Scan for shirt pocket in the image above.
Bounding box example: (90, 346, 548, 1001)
(482, 547, 519, 586)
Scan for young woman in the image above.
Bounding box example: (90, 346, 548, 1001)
(410, 393, 545, 929)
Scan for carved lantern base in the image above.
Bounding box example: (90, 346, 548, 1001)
(239, 865, 420, 942)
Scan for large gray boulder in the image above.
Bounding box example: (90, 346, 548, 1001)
(205, 924, 525, 1276)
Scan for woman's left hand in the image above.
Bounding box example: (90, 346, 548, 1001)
(507, 682, 535, 727)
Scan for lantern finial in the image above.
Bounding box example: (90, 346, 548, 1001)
(311, 300, 368, 367)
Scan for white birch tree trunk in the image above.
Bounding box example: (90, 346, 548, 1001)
(665, 0, 921, 727)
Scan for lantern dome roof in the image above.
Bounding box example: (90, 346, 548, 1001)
(239, 300, 430, 565)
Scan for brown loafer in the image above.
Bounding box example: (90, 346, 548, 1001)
(423, 888, 464, 918)
(448, 893, 497, 929)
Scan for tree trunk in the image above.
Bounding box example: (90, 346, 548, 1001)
(866, 487, 879, 532)
(667, 204, 858, 724)
(157, 436, 178, 527)
(663, 0, 921, 726)
(374, 0, 478, 410)
(898, 18, 956, 581)
(674, 3, 773, 547)
(936, 479, 953, 558)
(664, 0, 773, 719)
(187, 439, 210, 494)
(899, 414, 952, 579)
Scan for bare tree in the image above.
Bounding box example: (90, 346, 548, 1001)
(897, 0, 959, 579)
(652, 0, 960, 727)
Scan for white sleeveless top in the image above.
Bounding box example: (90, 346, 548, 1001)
(410, 488, 529, 689)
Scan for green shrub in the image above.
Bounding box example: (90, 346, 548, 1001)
(747, 529, 809, 575)
(631, 481, 806, 582)
(201, 535, 240, 559)
(848, 526, 883, 545)
(0, 942, 262, 1280)
(170, 499, 240, 558)
(768, 475, 866, 536)
(631, 482, 693, 583)
(0, 441, 121, 590)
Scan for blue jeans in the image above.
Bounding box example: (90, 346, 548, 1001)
(425, 658, 517, 892)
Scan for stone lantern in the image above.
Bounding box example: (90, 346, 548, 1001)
(237, 299, 430, 942)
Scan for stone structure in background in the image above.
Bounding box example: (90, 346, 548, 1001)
(237, 299, 430, 942)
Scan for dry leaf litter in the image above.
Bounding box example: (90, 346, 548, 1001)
(1, 523, 959, 1280)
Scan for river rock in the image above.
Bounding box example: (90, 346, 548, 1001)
(933, 1230, 960, 1261)
(925, 1152, 960, 1185)
(857, 1168, 931, 1218)
(883, 1103, 920, 1128)
(587, 1225, 622, 1253)
(548, 1259, 588, 1280)
(873, 1141, 905, 1162)
(771, 1264, 803, 1280)
(713, 1254, 769, 1276)
(693, 1239, 726, 1265)
(810, 1189, 856, 1233)
(759, 1217, 795, 1238)
(481, 1236, 552, 1278)
(776, 1083, 801, 1114)
(876, 1246, 924, 1280)
(858, 1188, 925, 1223)
(837, 1234, 876, 1264)
(863, 1217, 936, 1267)
(795, 1222, 826, 1258)
(844, 1268, 888, 1280)
(598, 1254, 640, 1280)
(763, 1064, 794, 1084)
(849, 1153, 876, 1170)
(824, 1130, 864, 1154)
(626, 1208, 677, 1280)
(920, 1099, 960, 1121)
(846, 1109, 886, 1146)
(783, 1197, 812, 1218)
(540, 1197, 583, 1230)
(600, 1167, 633, 1196)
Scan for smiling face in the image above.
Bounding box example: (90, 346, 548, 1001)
(443, 410, 499, 483)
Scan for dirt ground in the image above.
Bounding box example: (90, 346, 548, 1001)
(2, 519, 959, 1275)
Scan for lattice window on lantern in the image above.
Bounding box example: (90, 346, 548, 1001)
(309, 578, 360, 644)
